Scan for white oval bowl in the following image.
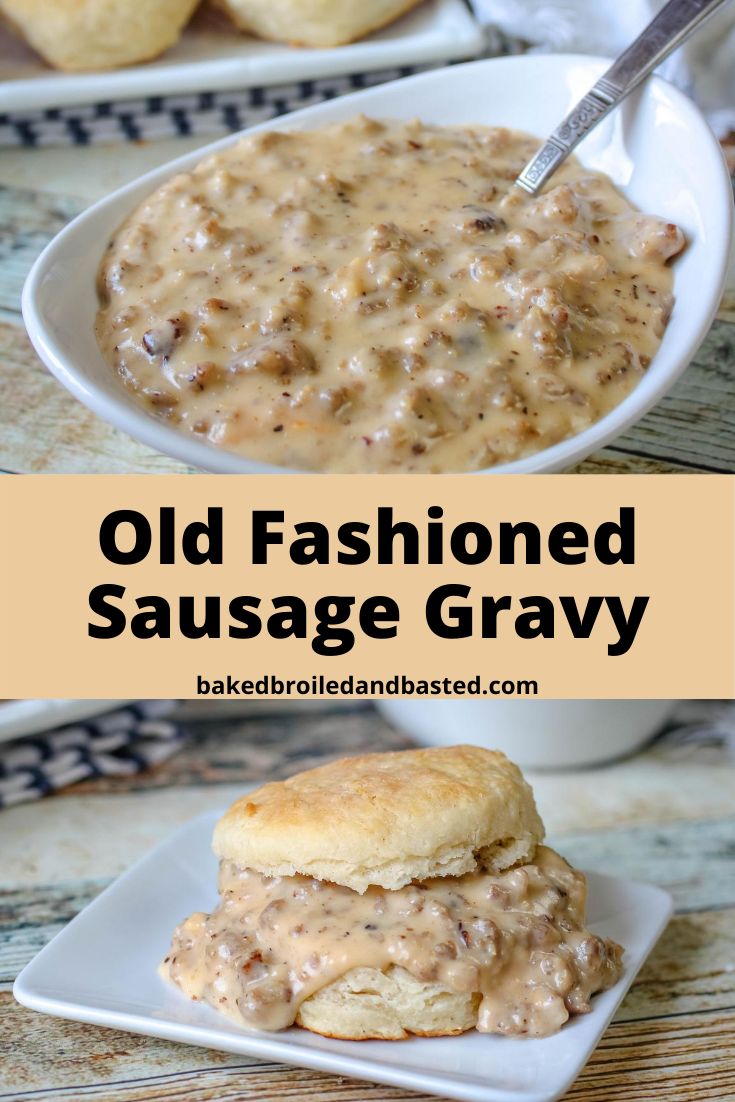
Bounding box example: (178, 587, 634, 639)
(23, 53, 733, 474)
(377, 698, 676, 769)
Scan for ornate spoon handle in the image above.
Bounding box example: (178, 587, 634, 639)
(516, 0, 731, 195)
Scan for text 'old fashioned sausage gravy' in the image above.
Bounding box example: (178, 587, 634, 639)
(97, 117, 685, 471)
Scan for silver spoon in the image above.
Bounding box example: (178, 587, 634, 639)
(516, 0, 731, 195)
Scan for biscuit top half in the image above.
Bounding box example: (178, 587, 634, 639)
(213, 745, 545, 893)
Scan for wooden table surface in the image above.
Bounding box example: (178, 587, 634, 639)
(2, 701, 735, 1102)
(0, 136, 734, 474)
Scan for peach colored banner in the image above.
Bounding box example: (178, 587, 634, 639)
(1, 475, 733, 699)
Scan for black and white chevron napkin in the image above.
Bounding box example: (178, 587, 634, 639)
(0, 701, 183, 808)
(0, 63, 446, 148)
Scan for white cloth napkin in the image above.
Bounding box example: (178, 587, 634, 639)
(471, 0, 735, 137)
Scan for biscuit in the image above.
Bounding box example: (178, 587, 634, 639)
(213, 744, 545, 893)
(0, 0, 200, 71)
(296, 966, 480, 1039)
(212, 0, 423, 47)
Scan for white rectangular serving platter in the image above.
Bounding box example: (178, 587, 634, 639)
(0, 0, 484, 114)
(14, 809, 673, 1102)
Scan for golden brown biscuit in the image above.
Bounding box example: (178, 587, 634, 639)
(0, 0, 201, 71)
(212, 0, 423, 47)
(213, 744, 545, 892)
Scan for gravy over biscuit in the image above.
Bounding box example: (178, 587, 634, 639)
(162, 846, 623, 1036)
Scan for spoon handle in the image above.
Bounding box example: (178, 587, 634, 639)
(516, 0, 730, 195)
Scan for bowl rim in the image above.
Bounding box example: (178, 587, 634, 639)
(22, 51, 734, 475)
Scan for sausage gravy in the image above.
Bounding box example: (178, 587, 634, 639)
(161, 845, 623, 1037)
(97, 117, 684, 471)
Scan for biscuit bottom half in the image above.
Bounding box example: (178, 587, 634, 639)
(161, 845, 623, 1039)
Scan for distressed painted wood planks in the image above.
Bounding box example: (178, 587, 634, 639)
(567, 1012, 735, 1102)
(0, 320, 188, 473)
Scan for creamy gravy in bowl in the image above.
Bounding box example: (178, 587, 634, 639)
(96, 115, 684, 473)
(24, 56, 731, 474)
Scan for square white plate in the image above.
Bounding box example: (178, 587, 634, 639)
(0, 0, 483, 114)
(14, 809, 673, 1102)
